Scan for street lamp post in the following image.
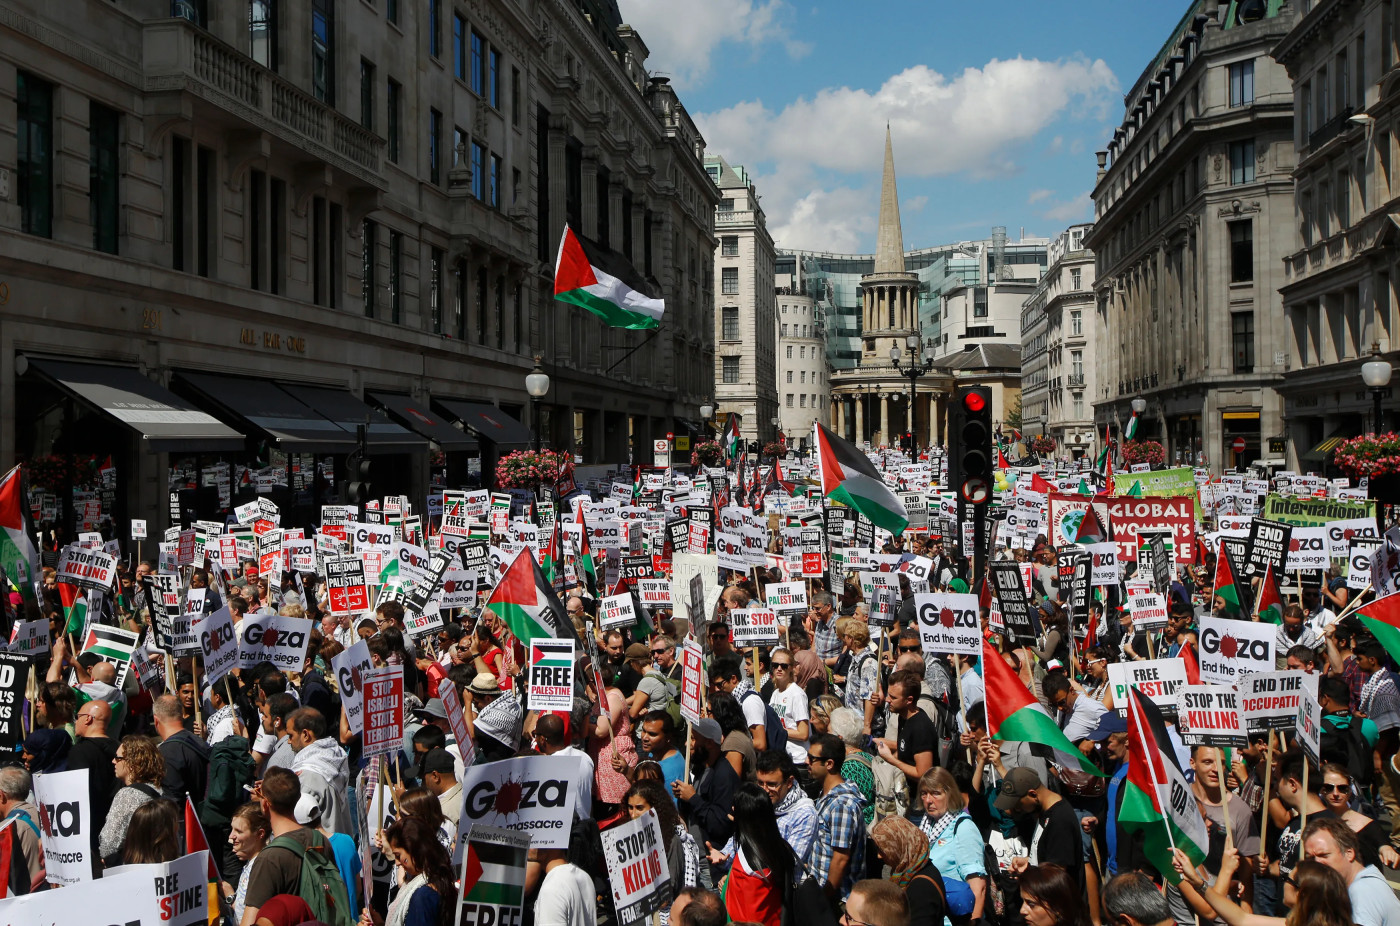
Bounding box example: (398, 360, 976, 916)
(700, 403, 714, 440)
(1362, 345, 1393, 433)
(525, 356, 551, 451)
(891, 334, 934, 451)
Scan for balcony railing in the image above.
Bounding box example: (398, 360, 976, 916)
(144, 18, 384, 180)
(1308, 105, 1355, 151)
(1068, 373, 1086, 387)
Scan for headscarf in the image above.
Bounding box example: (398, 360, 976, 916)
(871, 815, 931, 890)
(23, 729, 72, 774)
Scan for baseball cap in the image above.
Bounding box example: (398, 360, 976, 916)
(625, 643, 651, 661)
(413, 699, 448, 721)
(1088, 711, 1128, 741)
(421, 748, 456, 775)
(692, 717, 723, 744)
(993, 766, 1043, 813)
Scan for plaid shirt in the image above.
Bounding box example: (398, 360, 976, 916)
(843, 650, 879, 714)
(813, 615, 842, 662)
(1361, 668, 1400, 733)
(806, 779, 866, 898)
(1344, 655, 1371, 715)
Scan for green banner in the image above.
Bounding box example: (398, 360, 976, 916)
(1117, 466, 1202, 519)
(1261, 494, 1375, 526)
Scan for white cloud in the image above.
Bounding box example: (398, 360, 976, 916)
(616, 0, 810, 86)
(696, 57, 1119, 179)
(1039, 191, 1093, 223)
(904, 195, 929, 213)
(1027, 189, 1055, 204)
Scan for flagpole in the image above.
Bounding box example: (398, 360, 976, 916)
(1129, 689, 1178, 855)
(1258, 731, 1274, 860)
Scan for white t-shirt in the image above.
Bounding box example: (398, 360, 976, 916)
(739, 689, 768, 731)
(768, 683, 811, 763)
(535, 862, 597, 926)
(554, 745, 595, 818)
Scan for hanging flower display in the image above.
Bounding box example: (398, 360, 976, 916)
(691, 440, 724, 468)
(1027, 435, 1056, 455)
(1332, 432, 1400, 477)
(762, 440, 786, 458)
(494, 449, 571, 490)
(1121, 439, 1166, 466)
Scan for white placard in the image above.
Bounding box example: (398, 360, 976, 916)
(729, 607, 780, 647)
(912, 592, 982, 657)
(1107, 658, 1189, 716)
(1198, 615, 1275, 686)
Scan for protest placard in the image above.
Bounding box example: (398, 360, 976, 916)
(436, 676, 475, 771)
(1108, 658, 1188, 717)
(600, 593, 637, 630)
(131, 519, 147, 540)
(1297, 689, 1322, 766)
(0, 654, 27, 750)
(1238, 671, 1318, 731)
(988, 561, 1036, 645)
(453, 756, 581, 850)
(332, 639, 374, 735)
(1175, 685, 1247, 748)
(602, 808, 673, 925)
(79, 624, 140, 687)
(764, 581, 807, 617)
(56, 545, 116, 591)
(196, 606, 237, 687)
(362, 665, 404, 758)
(636, 578, 671, 610)
(1326, 518, 1378, 563)
(102, 850, 212, 926)
(456, 825, 530, 926)
(1246, 519, 1292, 580)
(529, 639, 575, 712)
(1128, 593, 1169, 631)
(325, 555, 370, 617)
(1284, 526, 1329, 572)
(237, 614, 313, 672)
(9, 618, 50, 657)
(1198, 615, 1275, 686)
(33, 767, 91, 884)
(913, 592, 982, 657)
(730, 608, 780, 647)
(680, 638, 704, 725)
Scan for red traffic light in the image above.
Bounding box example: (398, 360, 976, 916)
(963, 391, 987, 413)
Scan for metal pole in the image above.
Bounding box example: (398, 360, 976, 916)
(1376, 389, 1385, 434)
(533, 397, 541, 451)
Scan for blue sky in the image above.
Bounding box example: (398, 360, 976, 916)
(617, 1, 1193, 252)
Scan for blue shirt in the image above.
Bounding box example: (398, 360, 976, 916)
(658, 750, 687, 803)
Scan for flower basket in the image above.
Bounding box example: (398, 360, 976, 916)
(1027, 435, 1056, 456)
(691, 440, 724, 468)
(494, 449, 571, 490)
(1121, 440, 1166, 466)
(24, 456, 71, 492)
(762, 441, 785, 458)
(1332, 433, 1400, 479)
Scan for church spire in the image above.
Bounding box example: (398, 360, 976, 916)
(874, 126, 905, 274)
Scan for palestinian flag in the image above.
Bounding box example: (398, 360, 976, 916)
(997, 447, 1011, 469)
(1181, 641, 1201, 685)
(82, 624, 139, 664)
(0, 818, 33, 898)
(1073, 504, 1108, 545)
(1124, 412, 1140, 440)
(1212, 541, 1241, 614)
(574, 505, 598, 599)
(814, 423, 908, 535)
(1030, 472, 1053, 495)
(1354, 592, 1400, 664)
(981, 637, 1105, 777)
(1256, 564, 1284, 624)
(461, 831, 529, 908)
(1120, 687, 1208, 883)
(539, 520, 561, 590)
(0, 466, 40, 613)
(483, 549, 577, 644)
(721, 414, 742, 461)
(59, 583, 88, 636)
(184, 795, 221, 881)
(632, 465, 643, 501)
(553, 225, 663, 329)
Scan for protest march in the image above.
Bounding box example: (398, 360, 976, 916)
(4, 416, 1400, 926)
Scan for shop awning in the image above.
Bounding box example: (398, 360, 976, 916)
(26, 358, 245, 452)
(176, 372, 357, 454)
(1302, 433, 1350, 462)
(436, 399, 533, 448)
(367, 392, 478, 453)
(279, 383, 426, 454)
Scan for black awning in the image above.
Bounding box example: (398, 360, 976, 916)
(436, 399, 534, 448)
(368, 392, 478, 452)
(176, 372, 357, 453)
(27, 358, 245, 452)
(279, 383, 426, 454)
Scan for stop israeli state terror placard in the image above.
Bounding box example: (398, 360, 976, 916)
(1198, 615, 1275, 686)
(1238, 670, 1319, 731)
(453, 755, 581, 850)
(1175, 684, 1247, 749)
(362, 665, 404, 758)
(529, 638, 575, 712)
(913, 592, 982, 657)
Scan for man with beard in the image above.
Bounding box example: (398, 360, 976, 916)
(286, 707, 351, 835)
(709, 750, 818, 869)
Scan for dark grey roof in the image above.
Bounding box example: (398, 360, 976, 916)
(944, 343, 1022, 373)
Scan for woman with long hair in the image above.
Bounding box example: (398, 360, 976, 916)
(717, 782, 794, 926)
(469, 622, 507, 682)
(912, 767, 986, 923)
(1174, 846, 1351, 926)
(226, 803, 269, 924)
(397, 787, 454, 851)
(624, 779, 700, 917)
(586, 666, 637, 813)
(870, 815, 948, 926)
(122, 799, 183, 865)
(1017, 865, 1091, 926)
(359, 817, 458, 926)
(711, 691, 756, 779)
(100, 735, 166, 864)
(1319, 762, 1400, 868)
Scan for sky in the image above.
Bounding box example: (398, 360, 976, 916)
(615, 0, 1194, 253)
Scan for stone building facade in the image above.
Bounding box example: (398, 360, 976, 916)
(1087, 1, 1295, 473)
(1021, 224, 1097, 459)
(774, 253, 826, 449)
(0, 0, 715, 532)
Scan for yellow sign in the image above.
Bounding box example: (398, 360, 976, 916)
(674, 436, 691, 451)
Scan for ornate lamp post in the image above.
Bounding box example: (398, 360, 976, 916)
(891, 334, 934, 451)
(525, 356, 551, 451)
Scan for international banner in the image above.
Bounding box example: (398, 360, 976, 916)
(452, 756, 581, 850)
(729, 608, 780, 647)
(1238, 670, 1318, 731)
(1175, 685, 1247, 748)
(196, 606, 238, 687)
(237, 614, 313, 672)
(913, 592, 982, 657)
(456, 825, 530, 926)
(0, 654, 27, 751)
(33, 767, 92, 885)
(1198, 616, 1274, 686)
(528, 638, 575, 712)
(601, 808, 673, 925)
(1262, 493, 1375, 527)
(1107, 658, 1187, 717)
(332, 639, 375, 735)
(362, 665, 404, 758)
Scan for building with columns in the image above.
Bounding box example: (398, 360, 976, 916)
(706, 154, 778, 443)
(0, 0, 715, 536)
(1087, 1, 1295, 472)
(774, 253, 828, 449)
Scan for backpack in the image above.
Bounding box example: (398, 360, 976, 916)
(1321, 714, 1373, 786)
(265, 832, 356, 926)
(645, 670, 683, 729)
(200, 735, 257, 829)
(741, 688, 789, 757)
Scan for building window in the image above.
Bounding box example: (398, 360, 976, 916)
(488, 48, 500, 109)
(1071, 350, 1083, 377)
(1229, 139, 1255, 184)
(1229, 59, 1254, 106)
(362, 219, 376, 317)
(359, 60, 374, 130)
(471, 142, 486, 200)
(453, 14, 466, 80)
(1232, 312, 1255, 372)
(1073, 394, 1084, 418)
(800, 394, 807, 408)
(719, 198, 735, 212)
(511, 67, 521, 126)
(786, 345, 792, 359)
(1337, 169, 1351, 228)
(386, 0, 397, 25)
(386, 78, 400, 162)
(453, 127, 465, 166)
(476, 268, 487, 343)
(311, 0, 334, 105)
(1071, 310, 1082, 335)
(490, 154, 501, 208)
(973, 286, 988, 318)
(427, 0, 440, 57)
(16, 71, 53, 238)
(721, 236, 738, 256)
(722, 267, 738, 295)
(781, 323, 788, 337)
(1318, 180, 1332, 237)
(722, 356, 739, 384)
(785, 370, 792, 384)
(89, 102, 120, 254)
(722, 307, 739, 340)
(786, 394, 794, 407)
(428, 109, 442, 185)
(1070, 268, 1081, 290)
(1229, 221, 1253, 282)
(471, 29, 485, 95)
(388, 229, 402, 324)
(430, 247, 443, 333)
(800, 371, 807, 383)
(250, 1, 277, 69)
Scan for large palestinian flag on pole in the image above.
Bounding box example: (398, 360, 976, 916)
(1256, 564, 1284, 624)
(1355, 592, 1400, 664)
(0, 465, 40, 613)
(980, 637, 1105, 777)
(815, 422, 908, 535)
(553, 226, 664, 330)
(1211, 539, 1241, 615)
(1120, 687, 1208, 883)
(482, 549, 578, 645)
(721, 414, 742, 461)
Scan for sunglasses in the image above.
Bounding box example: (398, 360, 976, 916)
(772, 662, 791, 669)
(1320, 783, 1350, 794)
(807, 754, 829, 765)
(898, 645, 921, 653)
(651, 648, 668, 655)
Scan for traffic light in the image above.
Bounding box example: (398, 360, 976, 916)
(953, 386, 993, 505)
(345, 424, 372, 505)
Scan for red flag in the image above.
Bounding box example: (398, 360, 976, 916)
(997, 447, 1011, 469)
(1030, 473, 1052, 495)
(184, 795, 220, 880)
(1181, 641, 1201, 685)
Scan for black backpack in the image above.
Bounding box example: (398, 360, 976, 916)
(742, 688, 789, 757)
(1321, 714, 1373, 786)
